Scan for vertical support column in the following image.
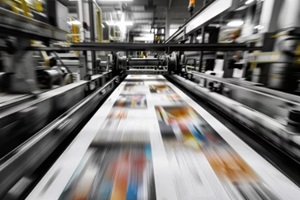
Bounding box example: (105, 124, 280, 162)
(189, 34, 194, 43)
(182, 27, 187, 41)
(258, 0, 282, 34)
(89, 0, 97, 75)
(82, 0, 92, 78)
(88, 0, 95, 43)
(96, 5, 103, 42)
(197, 0, 208, 72)
(165, 8, 170, 39)
(193, 32, 197, 43)
(199, 26, 205, 72)
(77, 0, 84, 42)
(76, 0, 87, 79)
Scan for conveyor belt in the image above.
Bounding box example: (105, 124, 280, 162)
(27, 75, 300, 200)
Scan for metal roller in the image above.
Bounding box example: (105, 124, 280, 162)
(128, 58, 161, 66)
(116, 53, 126, 70)
(36, 68, 63, 89)
(168, 52, 178, 73)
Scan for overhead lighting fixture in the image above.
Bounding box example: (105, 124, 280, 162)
(236, 6, 247, 11)
(68, 20, 81, 25)
(227, 20, 244, 27)
(245, 0, 255, 5)
(106, 21, 133, 26)
(254, 25, 264, 30)
(208, 24, 220, 27)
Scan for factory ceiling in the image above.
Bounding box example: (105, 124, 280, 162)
(64, 0, 203, 34)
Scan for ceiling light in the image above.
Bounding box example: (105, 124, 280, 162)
(68, 20, 81, 25)
(208, 24, 220, 27)
(236, 6, 247, 11)
(106, 21, 133, 26)
(227, 20, 244, 27)
(245, 0, 255, 5)
(254, 25, 264, 30)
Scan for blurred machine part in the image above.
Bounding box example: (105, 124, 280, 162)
(0, 0, 48, 21)
(163, 0, 300, 162)
(1, 0, 300, 199)
(0, 2, 119, 199)
(46, 0, 69, 31)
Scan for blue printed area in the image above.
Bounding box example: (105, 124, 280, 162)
(126, 179, 139, 200)
(98, 178, 113, 199)
(187, 123, 206, 143)
(144, 145, 152, 160)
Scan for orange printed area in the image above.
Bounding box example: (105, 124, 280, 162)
(107, 110, 127, 119)
(205, 147, 257, 183)
(110, 152, 130, 200)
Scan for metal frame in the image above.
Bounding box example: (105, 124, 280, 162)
(169, 73, 300, 161)
(165, 0, 239, 43)
(0, 76, 120, 199)
(26, 42, 261, 52)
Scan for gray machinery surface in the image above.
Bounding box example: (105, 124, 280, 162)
(1, 42, 300, 199)
(0, 1, 122, 199)
(0, 37, 298, 197)
(1, 0, 300, 199)
(164, 0, 300, 161)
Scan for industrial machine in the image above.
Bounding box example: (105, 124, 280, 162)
(1, 0, 300, 199)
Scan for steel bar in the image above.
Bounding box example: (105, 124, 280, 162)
(26, 43, 261, 52)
